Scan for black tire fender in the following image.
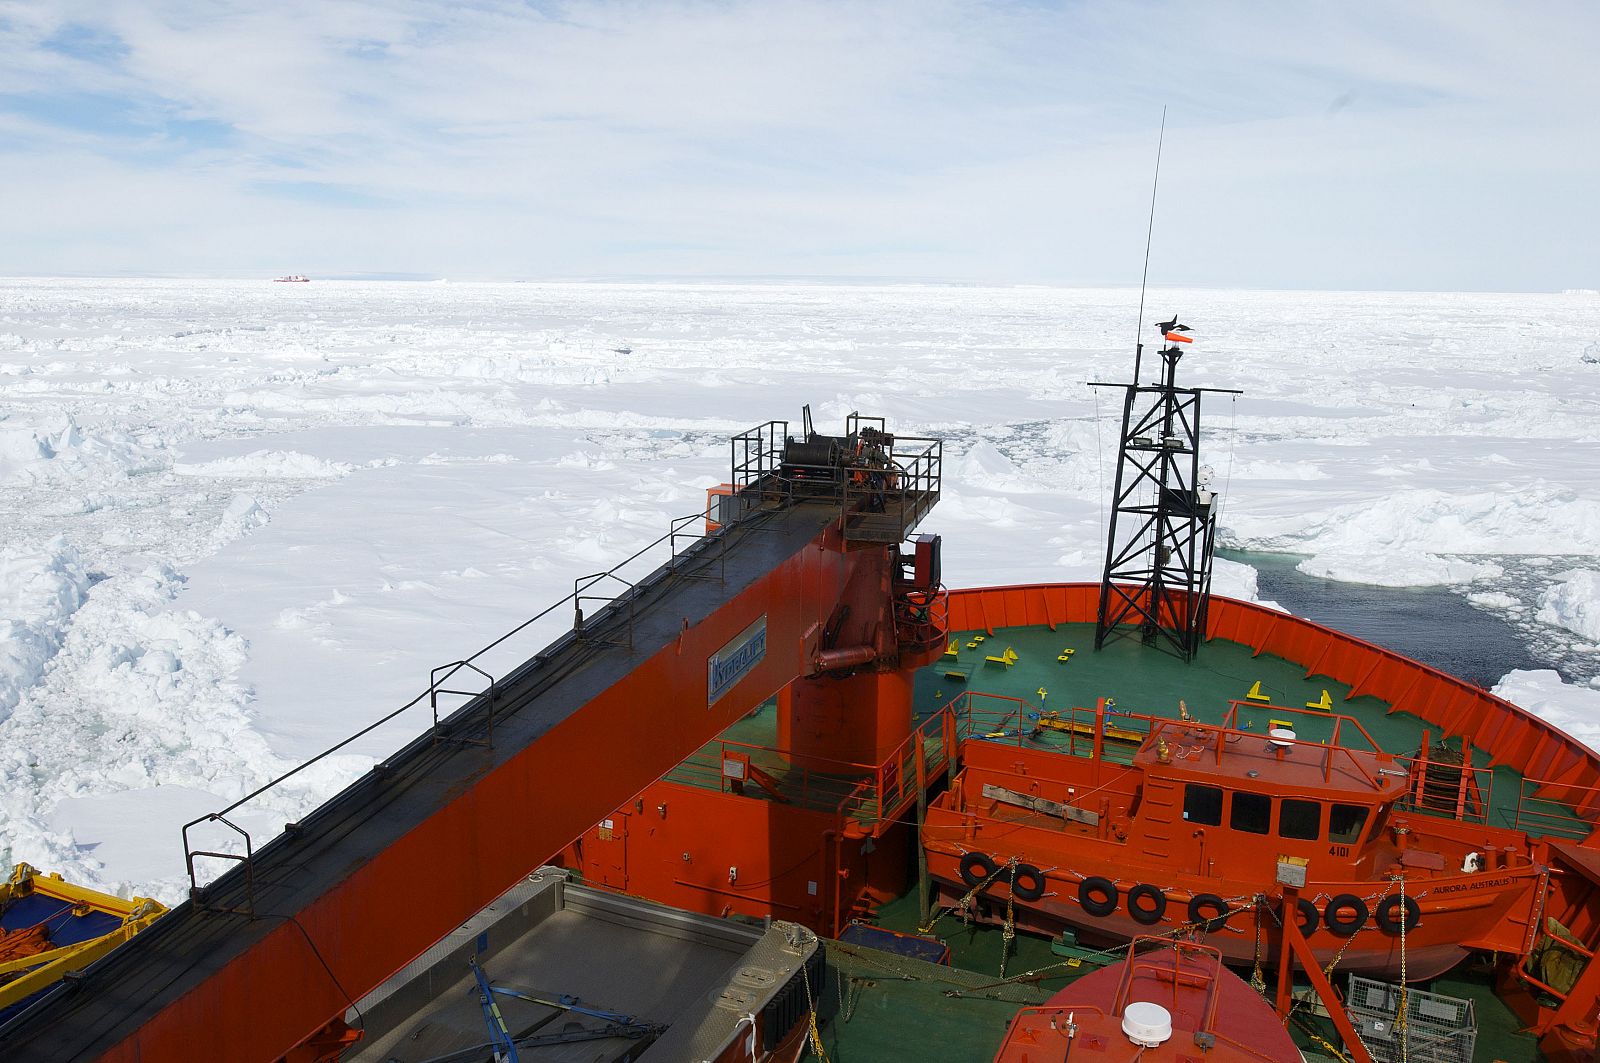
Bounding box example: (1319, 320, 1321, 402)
(1187, 892, 1230, 933)
(1296, 897, 1320, 937)
(1078, 876, 1118, 917)
(1127, 883, 1167, 926)
(1324, 894, 1369, 937)
(959, 851, 997, 889)
(1011, 863, 1047, 902)
(1374, 893, 1421, 935)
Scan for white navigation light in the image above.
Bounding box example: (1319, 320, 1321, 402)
(1122, 1001, 1173, 1047)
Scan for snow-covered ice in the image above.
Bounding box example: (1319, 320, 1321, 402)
(1494, 670, 1600, 753)
(0, 277, 1596, 901)
(1538, 570, 1600, 644)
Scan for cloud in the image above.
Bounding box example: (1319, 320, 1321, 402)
(0, 0, 1594, 289)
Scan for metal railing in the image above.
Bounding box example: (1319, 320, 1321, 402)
(843, 431, 941, 544)
(180, 484, 767, 906)
(179, 413, 945, 907)
(836, 710, 954, 830)
(662, 708, 954, 837)
(948, 692, 1153, 765)
(727, 417, 942, 544)
(1514, 777, 1600, 840)
(894, 587, 948, 658)
(1393, 749, 1495, 826)
(664, 739, 867, 813)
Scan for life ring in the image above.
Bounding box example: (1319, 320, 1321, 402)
(1078, 876, 1118, 917)
(1324, 894, 1369, 937)
(959, 851, 998, 889)
(1010, 864, 1047, 902)
(1187, 893, 1230, 933)
(1127, 883, 1167, 926)
(1295, 897, 1320, 937)
(1375, 894, 1421, 935)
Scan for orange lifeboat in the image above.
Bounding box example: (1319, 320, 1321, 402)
(925, 700, 1547, 982)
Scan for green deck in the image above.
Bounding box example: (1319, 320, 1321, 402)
(924, 621, 1425, 756)
(669, 621, 1560, 1061)
(920, 622, 1564, 837)
(683, 622, 1546, 834)
(814, 894, 1539, 1062)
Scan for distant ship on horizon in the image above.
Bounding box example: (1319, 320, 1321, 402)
(272, 275, 310, 283)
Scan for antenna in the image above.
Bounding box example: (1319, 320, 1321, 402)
(1132, 107, 1167, 384)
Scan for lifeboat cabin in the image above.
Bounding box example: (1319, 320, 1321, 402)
(923, 698, 1547, 982)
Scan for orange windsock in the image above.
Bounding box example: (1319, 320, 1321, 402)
(1165, 332, 1193, 344)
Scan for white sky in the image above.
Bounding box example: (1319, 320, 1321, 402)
(1, 1, 1595, 290)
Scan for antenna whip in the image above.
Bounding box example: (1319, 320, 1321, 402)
(1133, 107, 1167, 383)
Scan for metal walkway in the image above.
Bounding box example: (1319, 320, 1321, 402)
(0, 500, 843, 1062)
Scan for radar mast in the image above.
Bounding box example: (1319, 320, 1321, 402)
(1092, 319, 1238, 660)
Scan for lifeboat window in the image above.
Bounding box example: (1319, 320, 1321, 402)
(1329, 803, 1370, 844)
(1279, 799, 1322, 840)
(1183, 784, 1223, 826)
(1230, 791, 1271, 835)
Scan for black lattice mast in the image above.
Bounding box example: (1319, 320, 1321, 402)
(1093, 318, 1235, 660)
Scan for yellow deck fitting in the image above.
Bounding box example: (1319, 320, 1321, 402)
(1246, 680, 1271, 702)
(944, 641, 958, 658)
(984, 647, 1019, 667)
(973, 635, 986, 643)
(1036, 686, 1048, 702)
(1307, 689, 1333, 712)
(944, 670, 969, 682)
(1057, 653, 1072, 663)
(966, 641, 980, 649)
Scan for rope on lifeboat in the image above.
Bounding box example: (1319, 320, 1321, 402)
(1000, 861, 1017, 979)
(939, 896, 1259, 999)
(1398, 872, 1410, 1063)
(919, 854, 1018, 935)
(800, 944, 834, 1063)
(1250, 895, 1267, 993)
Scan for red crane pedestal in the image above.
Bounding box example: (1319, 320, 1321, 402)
(779, 669, 915, 769)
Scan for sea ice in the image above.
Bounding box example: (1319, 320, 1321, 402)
(1538, 570, 1600, 643)
(1494, 670, 1600, 753)
(0, 278, 1595, 900)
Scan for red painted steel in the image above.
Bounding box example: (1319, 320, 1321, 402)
(924, 707, 1546, 980)
(94, 574, 1600, 1060)
(992, 939, 1300, 1063)
(946, 583, 1600, 837)
(96, 534, 899, 1063)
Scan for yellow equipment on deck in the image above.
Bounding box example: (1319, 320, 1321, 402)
(0, 863, 167, 1013)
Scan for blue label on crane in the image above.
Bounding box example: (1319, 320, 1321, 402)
(709, 615, 767, 706)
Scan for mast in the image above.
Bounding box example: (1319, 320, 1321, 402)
(1093, 319, 1236, 661)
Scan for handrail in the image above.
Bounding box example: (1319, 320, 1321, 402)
(945, 693, 1405, 797)
(1393, 752, 1495, 825)
(1222, 699, 1385, 754)
(1515, 776, 1600, 839)
(664, 708, 955, 832)
(182, 814, 255, 913)
(667, 736, 875, 816)
(430, 660, 496, 747)
(179, 433, 803, 896)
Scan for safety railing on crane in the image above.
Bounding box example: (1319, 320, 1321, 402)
(181, 436, 784, 910)
(834, 710, 955, 832)
(727, 415, 942, 544)
(181, 413, 944, 911)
